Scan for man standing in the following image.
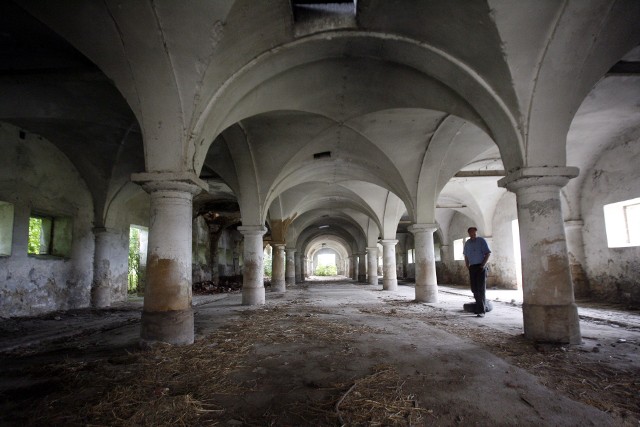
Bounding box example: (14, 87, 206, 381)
(463, 227, 491, 317)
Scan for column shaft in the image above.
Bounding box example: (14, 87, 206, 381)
(367, 247, 378, 285)
(141, 181, 200, 346)
(271, 243, 285, 292)
(295, 253, 302, 282)
(409, 224, 438, 303)
(91, 228, 117, 308)
(358, 253, 367, 282)
(285, 248, 296, 285)
(239, 226, 267, 305)
(502, 171, 581, 344)
(381, 240, 398, 291)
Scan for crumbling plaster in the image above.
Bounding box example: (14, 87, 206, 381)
(0, 123, 94, 317)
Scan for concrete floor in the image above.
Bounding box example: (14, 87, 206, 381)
(1, 278, 639, 426)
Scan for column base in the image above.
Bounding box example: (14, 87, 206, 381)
(271, 279, 286, 292)
(383, 278, 397, 291)
(242, 286, 266, 305)
(91, 286, 111, 308)
(367, 276, 378, 286)
(415, 284, 438, 303)
(141, 308, 194, 346)
(358, 274, 366, 283)
(523, 303, 581, 344)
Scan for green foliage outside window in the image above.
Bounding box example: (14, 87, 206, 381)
(263, 251, 272, 278)
(315, 264, 337, 276)
(28, 217, 43, 254)
(128, 227, 140, 293)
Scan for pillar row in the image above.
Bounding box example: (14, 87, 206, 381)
(366, 247, 378, 286)
(408, 224, 438, 303)
(271, 243, 285, 292)
(239, 225, 267, 305)
(380, 239, 398, 291)
(500, 168, 581, 344)
(138, 179, 202, 346)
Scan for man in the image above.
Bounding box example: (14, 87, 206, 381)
(463, 227, 491, 317)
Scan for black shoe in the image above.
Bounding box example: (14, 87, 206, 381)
(476, 313, 485, 317)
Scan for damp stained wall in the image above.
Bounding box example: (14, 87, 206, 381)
(0, 123, 94, 317)
(581, 133, 640, 303)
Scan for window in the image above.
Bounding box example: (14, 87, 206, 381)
(28, 213, 72, 257)
(0, 201, 14, 256)
(454, 238, 465, 260)
(604, 198, 640, 248)
(407, 249, 415, 264)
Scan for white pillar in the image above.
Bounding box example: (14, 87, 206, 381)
(358, 252, 367, 282)
(302, 256, 308, 279)
(91, 227, 118, 308)
(381, 240, 398, 291)
(565, 220, 589, 297)
(271, 243, 285, 292)
(500, 169, 581, 344)
(366, 246, 378, 285)
(238, 225, 267, 305)
(285, 248, 296, 285)
(139, 180, 201, 346)
(349, 255, 356, 279)
(408, 224, 438, 303)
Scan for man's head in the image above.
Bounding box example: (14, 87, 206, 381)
(467, 227, 478, 239)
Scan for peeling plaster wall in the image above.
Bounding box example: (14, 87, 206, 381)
(490, 192, 519, 289)
(581, 135, 640, 304)
(0, 123, 94, 317)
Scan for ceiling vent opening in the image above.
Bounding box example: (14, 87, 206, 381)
(313, 151, 331, 160)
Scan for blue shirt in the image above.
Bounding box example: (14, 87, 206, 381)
(463, 237, 491, 265)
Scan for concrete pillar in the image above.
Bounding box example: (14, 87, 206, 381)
(439, 243, 453, 284)
(295, 252, 302, 282)
(500, 169, 581, 344)
(271, 243, 285, 292)
(358, 252, 367, 282)
(285, 248, 296, 285)
(139, 180, 201, 346)
(366, 247, 378, 285)
(349, 255, 356, 279)
(302, 256, 308, 278)
(381, 240, 398, 291)
(238, 225, 267, 305)
(91, 227, 117, 308)
(565, 220, 590, 298)
(396, 251, 404, 279)
(408, 224, 439, 303)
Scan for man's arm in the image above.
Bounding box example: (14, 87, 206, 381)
(481, 252, 490, 268)
(464, 255, 470, 269)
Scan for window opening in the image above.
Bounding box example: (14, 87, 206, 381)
(604, 197, 640, 247)
(407, 249, 414, 264)
(0, 201, 14, 256)
(453, 238, 464, 260)
(128, 225, 148, 294)
(512, 219, 522, 289)
(28, 213, 72, 257)
(316, 253, 337, 275)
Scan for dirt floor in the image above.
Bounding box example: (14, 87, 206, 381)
(1, 278, 639, 426)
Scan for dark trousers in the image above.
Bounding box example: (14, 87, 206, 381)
(469, 264, 487, 314)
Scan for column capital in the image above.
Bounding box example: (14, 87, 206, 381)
(132, 171, 208, 194)
(237, 225, 267, 236)
(498, 166, 578, 191)
(92, 226, 119, 235)
(272, 242, 286, 249)
(366, 246, 378, 252)
(408, 223, 438, 234)
(285, 247, 296, 253)
(380, 239, 398, 246)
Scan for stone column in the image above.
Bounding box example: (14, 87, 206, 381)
(500, 168, 581, 344)
(238, 225, 268, 305)
(295, 253, 302, 282)
(381, 240, 398, 291)
(138, 180, 202, 346)
(565, 220, 589, 298)
(349, 255, 356, 279)
(358, 252, 367, 282)
(285, 248, 296, 285)
(91, 227, 118, 308)
(439, 243, 453, 284)
(366, 247, 378, 285)
(396, 251, 404, 279)
(408, 224, 438, 303)
(302, 256, 308, 279)
(271, 243, 286, 292)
